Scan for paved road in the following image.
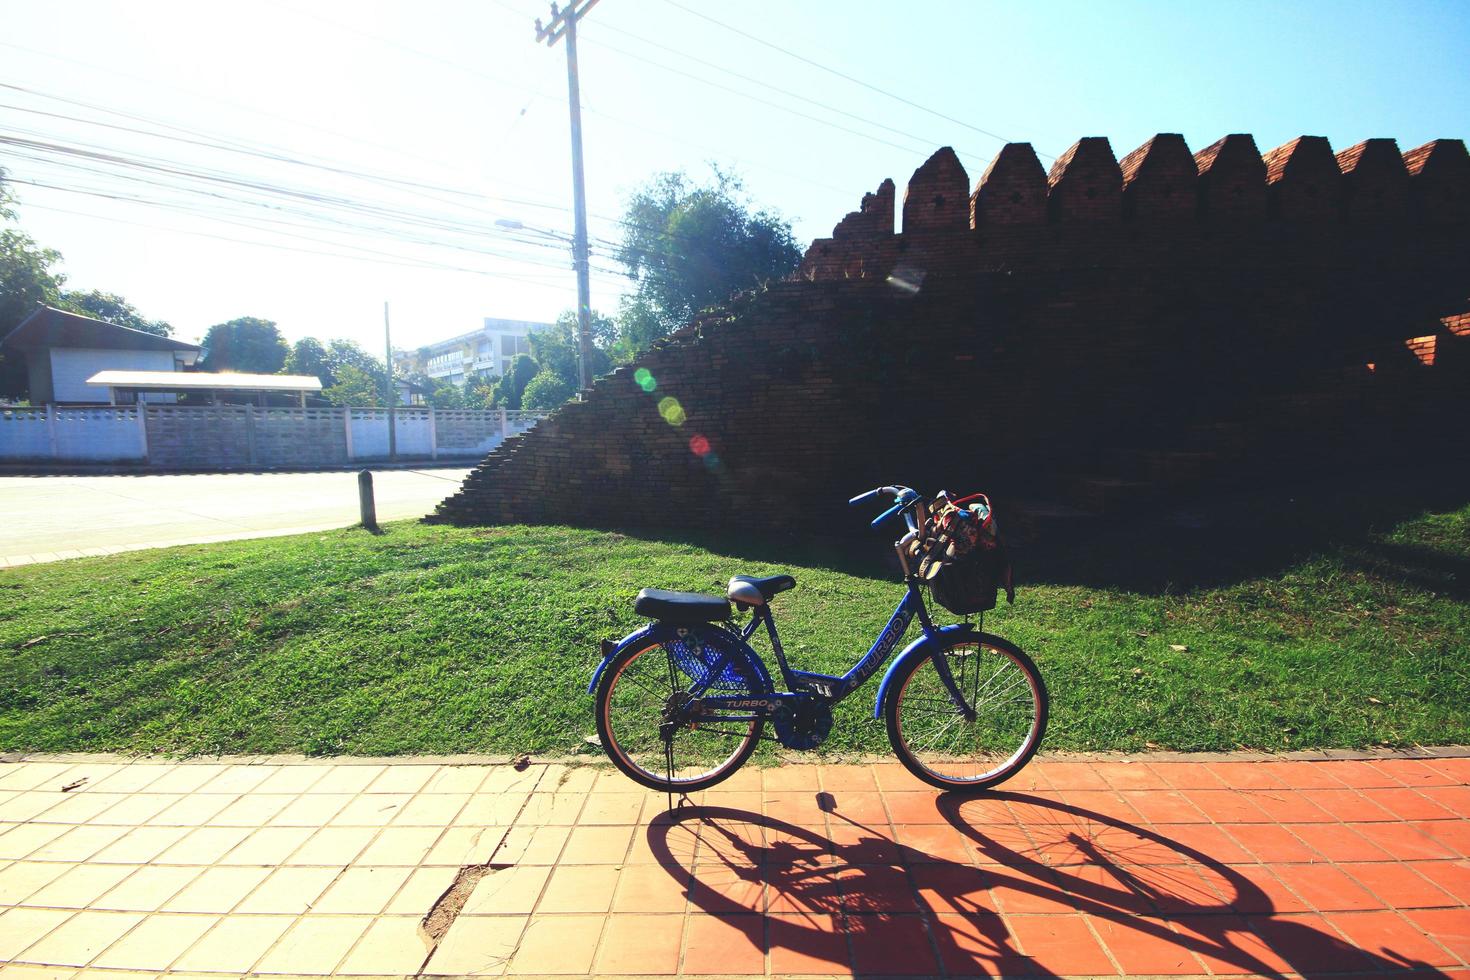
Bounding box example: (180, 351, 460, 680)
(0, 468, 470, 566)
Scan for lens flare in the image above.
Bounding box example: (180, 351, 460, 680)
(633, 368, 656, 392)
(657, 397, 686, 426)
(689, 434, 710, 456)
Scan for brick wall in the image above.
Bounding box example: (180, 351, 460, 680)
(435, 134, 1470, 532)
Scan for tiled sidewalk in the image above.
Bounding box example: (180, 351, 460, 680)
(0, 756, 1466, 977)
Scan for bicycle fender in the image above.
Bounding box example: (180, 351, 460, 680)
(872, 624, 977, 718)
(586, 623, 775, 695)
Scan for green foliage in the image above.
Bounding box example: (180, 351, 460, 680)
(200, 317, 288, 373)
(423, 377, 465, 409)
(532, 310, 614, 389)
(58, 289, 172, 337)
(283, 337, 331, 383)
(520, 370, 574, 410)
(321, 364, 382, 407)
(490, 353, 540, 410)
(464, 375, 498, 409)
(0, 228, 65, 399)
(615, 168, 801, 355)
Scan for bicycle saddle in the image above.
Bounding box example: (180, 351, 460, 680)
(726, 574, 797, 607)
(633, 587, 732, 623)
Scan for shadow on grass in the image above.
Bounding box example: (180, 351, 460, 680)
(600, 461, 1470, 598)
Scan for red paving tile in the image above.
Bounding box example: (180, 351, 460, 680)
(594, 914, 683, 975)
(931, 912, 1031, 975)
(1328, 909, 1462, 967)
(1289, 821, 1396, 862)
(1155, 822, 1257, 865)
(1090, 914, 1205, 975)
(1299, 787, 1399, 822)
(846, 913, 938, 975)
(1249, 912, 1376, 973)
(1180, 788, 1272, 823)
(1271, 862, 1384, 911)
(910, 862, 1000, 915)
(1154, 761, 1229, 789)
(1346, 863, 1458, 910)
(766, 912, 849, 974)
(1222, 861, 1314, 914)
(1170, 913, 1296, 975)
(1221, 821, 1325, 863)
(1120, 789, 1209, 824)
(1038, 761, 1112, 790)
(1247, 788, 1337, 823)
(1412, 859, 1470, 903)
(1404, 908, 1470, 963)
(1353, 821, 1460, 861)
(680, 913, 764, 975)
(1007, 913, 1118, 975)
(1371, 758, 1458, 787)
(1362, 786, 1459, 821)
(1412, 819, 1470, 859)
(1207, 761, 1291, 790)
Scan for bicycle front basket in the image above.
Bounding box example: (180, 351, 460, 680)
(928, 547, 1006, 615)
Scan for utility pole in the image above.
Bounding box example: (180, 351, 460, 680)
(384, 300, 396, 461)
(536, 0, 598, 393)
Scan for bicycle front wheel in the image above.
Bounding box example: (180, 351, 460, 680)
(595, 635, 765, 793)
(884, 633, 1047, 791)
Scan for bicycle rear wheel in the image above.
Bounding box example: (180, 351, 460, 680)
(595, 634, 765, 792)
(884, 633, 1047, 791)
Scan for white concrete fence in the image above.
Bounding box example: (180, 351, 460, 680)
(0, 405, 546, 468)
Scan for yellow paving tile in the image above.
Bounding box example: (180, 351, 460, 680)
(171, 914, 295, 973)
(479, 766, 544, 794)
(384, 866, 460, 915)
(422, 766, 490, 794)
(235, 866, 341, 914)
(0, 764, 77, 792)
(0, 862, 75, 904)
(24, 864, 135, 910)
(28, 826, 129, 862)
(92, 866, 203, 912)
(0, 908, 76, 961)
(88, 826, 190, 864)
(336, 915, 431, 975)
(206, 793, 297, 827)
(505, 912, 602, 974)
(90, 912, 217, 970)
(283, 826, 377, 866)
(196, 766, 280, 795)
(559, 824, 635, 865)
(455, 793, 531, 826)
(138, 766, 227, 795)
(513, 792, 586, 825)
(492, 824, 572, 866)
(311, 866, 413, 914)
(216, 826, 314, 866)
(356, 826, 444, 866)
(253, 914, 370, 974)
(425, 826, 507, 866)
(160, 866, 272, 913)
(34, 793, 128, 825)
(0, 793, 65, 822)
(392, 793, 470, 826)
(153, 827, 252, 865)
(0, 964, 78, 980)
(149, 793, 237, 826)
(84, 766, 169, 794)
(461, 866, 552, 916)
(72, 970, 154, 980)
(13, 910, 143, 967)
(330, 793, 413, 826)
(34, 768, 122, 794)
(0, 823, 70, 860)
(307, 766, 384, 795)
(268, 793, 355, 826)
(86, 793, 182, 826)
(539, 765, 599, 794)
(253, 766, 328, 795)
(365, 766, 440, 795)
(426, 914, 526, 976)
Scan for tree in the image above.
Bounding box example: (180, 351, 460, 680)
(521, 370, 574, 410)
(464, 374, 498, 409)
(283, 337, 332, 383)
(321, 365, 381, 407)
(532, 310, 614, 389)
(615, 168, 802, 354)
(490, 353, 540, 410)
(0, 228, 65, 399)
(200, 317, 288, 373)
(58, 289, 172, 337)
(424, 378, 465, 409)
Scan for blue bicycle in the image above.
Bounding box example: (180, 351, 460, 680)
(590, 486, 1048, 792)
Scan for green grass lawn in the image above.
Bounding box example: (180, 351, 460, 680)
(1, 493, 1467, 758)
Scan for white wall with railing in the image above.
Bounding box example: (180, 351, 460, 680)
(0, 405, 548, 467)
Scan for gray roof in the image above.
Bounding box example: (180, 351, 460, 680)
(0, 305, 201, 353)
(86, 371, 321, 392)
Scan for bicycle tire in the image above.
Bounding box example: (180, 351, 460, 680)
(595, 634, 765, 792)
(884, 632, 1047, 791)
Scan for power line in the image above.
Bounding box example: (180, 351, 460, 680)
(656, 0, 1052, 160)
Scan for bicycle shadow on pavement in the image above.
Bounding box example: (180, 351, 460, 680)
(644, 791, 1454, 978)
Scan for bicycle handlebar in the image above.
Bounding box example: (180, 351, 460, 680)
(849, 485, 919, 528)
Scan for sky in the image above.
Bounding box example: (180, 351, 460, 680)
(2, 0, 1467, 353)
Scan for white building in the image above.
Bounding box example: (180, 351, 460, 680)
(405, 317, 553, 386)
(1, 305, 201, 404)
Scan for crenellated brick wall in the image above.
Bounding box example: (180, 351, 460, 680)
(435, 134, 1470, 532)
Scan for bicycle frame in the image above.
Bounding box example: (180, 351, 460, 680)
(685, 577, 974, 725)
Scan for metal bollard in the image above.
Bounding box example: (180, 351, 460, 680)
(358, 469, 378, 531)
